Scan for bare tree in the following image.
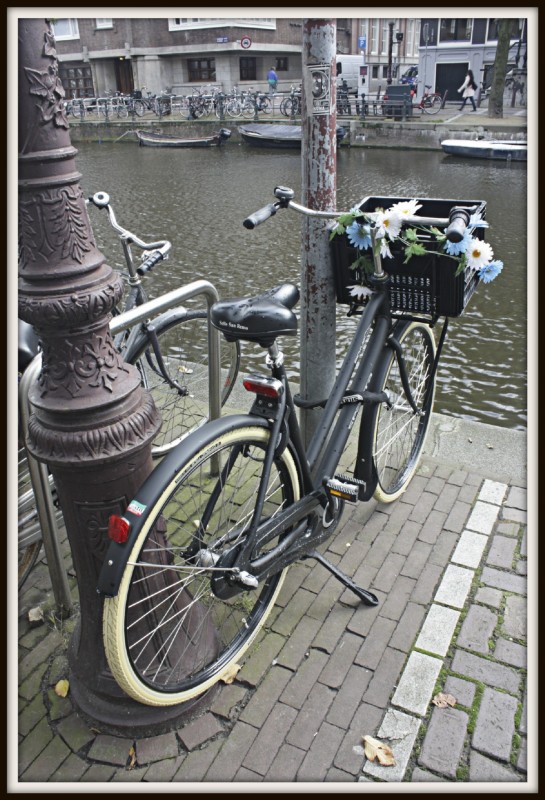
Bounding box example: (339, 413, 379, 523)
(487, 19, 513, 118)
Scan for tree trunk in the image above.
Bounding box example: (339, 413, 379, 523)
(488, 19, 512, 118)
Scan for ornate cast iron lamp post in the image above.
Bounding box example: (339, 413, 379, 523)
(18, 18, 203, 730)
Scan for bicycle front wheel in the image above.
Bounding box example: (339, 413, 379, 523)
(422, 94, 442, 114)
(103, 420, 301, 706)
(362, 321, 437, 503)
(127, 310, 240, 456)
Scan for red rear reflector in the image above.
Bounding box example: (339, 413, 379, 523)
(108, 515, 130, 543)
(242, 375, 283, 398)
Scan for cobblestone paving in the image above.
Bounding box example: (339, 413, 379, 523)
(15, 455, 531, 787)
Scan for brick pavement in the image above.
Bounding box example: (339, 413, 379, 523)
(14, 422, 532, 789)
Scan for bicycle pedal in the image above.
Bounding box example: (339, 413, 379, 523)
(326, 476, 360, 503)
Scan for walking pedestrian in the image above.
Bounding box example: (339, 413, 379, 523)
(267, 66, 278, 98)
(458, 69, 478, 112)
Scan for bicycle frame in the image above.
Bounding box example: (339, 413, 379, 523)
(210, 289, 401, 591)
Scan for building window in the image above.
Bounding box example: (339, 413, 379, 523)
(381, 19, 389, 55)
(370, 19, 379, 55)
(240, 57, 256, 81)
(50, 18, 80, 41)
(169, 18, 275, 31)
(96, 19, 113, 29)
(59, 63, 94, 97)
(439, 19, 473, 42)
(406, 19, 420, 58)
(487, 18, 523, 41)
(188, 58, 216, 82)
(276, 57, 289, 72)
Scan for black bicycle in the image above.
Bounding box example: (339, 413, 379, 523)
(86, 192, 240, 455)
(98, 186, 484, 706)
(241, 90, 273, 118)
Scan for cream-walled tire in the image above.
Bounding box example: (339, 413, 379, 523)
(103, 423, 300, 706)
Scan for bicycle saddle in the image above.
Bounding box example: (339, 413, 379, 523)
(210, 283, 299, 347)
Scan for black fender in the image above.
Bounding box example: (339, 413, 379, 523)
(97, 414, 271, 597)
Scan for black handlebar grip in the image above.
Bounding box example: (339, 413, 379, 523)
(445, 206, 471, 243)
(243, 203, 279, 230)
(137, 251, 164, 275)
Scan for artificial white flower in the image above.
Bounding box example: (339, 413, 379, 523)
(374, 208, 403, 240)
(465, 238, 494, 271)
(347, 285, 375, 300)
(380, 238, 393, 259)
(390, 199, 422, 218)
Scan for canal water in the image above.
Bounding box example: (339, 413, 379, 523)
(75, 139, 527, 431)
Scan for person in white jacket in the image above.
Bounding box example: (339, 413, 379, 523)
(458, 69, 477, 112)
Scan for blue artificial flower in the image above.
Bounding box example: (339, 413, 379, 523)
(443, 230, 472, 256)
(347, 221, 372, 250)
(478, 259, 503, 284)
(468, 212, 489, 232)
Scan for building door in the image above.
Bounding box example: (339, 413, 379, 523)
(114, 58, 134, 94)
(436, 62, 468, 102)
(240, 57, 257, 81)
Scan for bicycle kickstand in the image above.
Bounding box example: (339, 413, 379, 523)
(302, 549, 379, 606)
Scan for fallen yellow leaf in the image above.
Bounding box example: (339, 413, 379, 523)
(220, 663, 241, 684)
(54, 679, 70, 698)
(128, 745, 137, 769)
(362, 735, 396, 766)
(432, 692, 457, 708)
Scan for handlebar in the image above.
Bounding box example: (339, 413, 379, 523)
(243, 187, 478, 242)
(87, 191, 171, 274)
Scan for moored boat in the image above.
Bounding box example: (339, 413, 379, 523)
(440, 138, 527, 161)
(135, 128, 232, 148)
(239, 123, 346, 148)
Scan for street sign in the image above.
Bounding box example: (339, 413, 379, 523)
(240, 35, 252, 49)
(358, 36, 366, 50)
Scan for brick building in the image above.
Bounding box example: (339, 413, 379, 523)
(51, 16, 420, 98)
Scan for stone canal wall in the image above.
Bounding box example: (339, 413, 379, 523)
(66, 117, 527, 151)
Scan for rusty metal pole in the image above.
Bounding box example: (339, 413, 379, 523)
(299, 19, 338, 447)
(18, 19, 203, 730)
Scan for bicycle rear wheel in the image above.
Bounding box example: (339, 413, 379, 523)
(241, 101, 257, 119)
(103, 420, 301, 706)
(133, 99, 146, 117)
(360, 321, 437, 502)
(226, 99, 243, 118)
(280, 98, 299, 117)
(127, 310, 240, 456)
(423, 94, 442, 114)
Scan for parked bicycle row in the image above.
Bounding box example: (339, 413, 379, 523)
(64, 84, 306, 121)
